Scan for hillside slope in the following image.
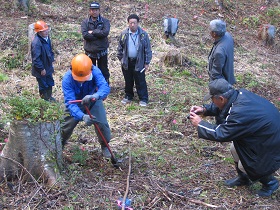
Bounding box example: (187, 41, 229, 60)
(0, 0, 280, 209)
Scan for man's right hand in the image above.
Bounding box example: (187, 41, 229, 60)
(41, 69, 46, 76)
(82, 94, 99, 105)
(189, 112, 202, 128)
(83, 114, 95, 126)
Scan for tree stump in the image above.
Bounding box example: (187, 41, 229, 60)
(27, 23, 35, 61)
(16, 0, 30, 14)
(0, 120, 62, 187)
(163, 49, 190, 67)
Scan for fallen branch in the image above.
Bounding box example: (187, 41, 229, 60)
(146, 196, 162, 209)
(167, 190, 220, 208)
(155, 182, 172, 201)
(0, 156, 41, 188)
(122, 141, 132, 210)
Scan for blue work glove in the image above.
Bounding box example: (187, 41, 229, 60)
(81, 93, 99, 105)
(82, 114, 96, 126)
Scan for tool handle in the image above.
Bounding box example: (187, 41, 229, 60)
(84, 105, 116, 163)
(68, 99, 82, 104)
(68, 98, 96, 104)
(84, 106, 94, 119)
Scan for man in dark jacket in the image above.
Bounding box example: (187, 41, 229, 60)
(31, 20, 56, 101)
(117, 14, 152, 107)
(189, 78, 280, 196)
(208, 19, 235, 85)
(61, 53, 112, 158)
(81, 2, 110, 84)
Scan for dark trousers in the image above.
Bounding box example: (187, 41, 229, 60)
(122, 59, 148, 103)
(61, 100, 111, 147)
(90, 54, 110, 82)
(36, 74, 54, 91)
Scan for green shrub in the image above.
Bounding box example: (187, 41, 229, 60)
(1, 93, 64, 123)
(71, 145, 88, 165)
(1, 53, 24, 70)
(0, 73, 8, 82)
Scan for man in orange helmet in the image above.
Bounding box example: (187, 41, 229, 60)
(61, 53, 112, 158)
(31, 20, 56, 101)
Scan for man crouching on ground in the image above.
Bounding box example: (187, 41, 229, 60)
(189, 78, 280, 196)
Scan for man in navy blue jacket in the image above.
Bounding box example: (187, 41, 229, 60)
(61, 53, 112, 158)
(208, 19, 235, 85)
(31, 20, 56, 101)
(189, 79, 280, 197)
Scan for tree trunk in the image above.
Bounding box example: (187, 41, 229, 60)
(0, 120, 62, 187)
(16, 0, 30, 14)
(27, 23, 35, 61)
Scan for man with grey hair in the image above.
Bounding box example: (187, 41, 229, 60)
(189, 78, 280, 197)
(208, 19, 235, 85)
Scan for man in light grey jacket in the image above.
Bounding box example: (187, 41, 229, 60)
(117, 14, 152, 107)
(208, 19, 235, 85)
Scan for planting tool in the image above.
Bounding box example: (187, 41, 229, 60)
(68, 99, 119, 168)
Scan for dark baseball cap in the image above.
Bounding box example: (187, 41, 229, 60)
(90, 2, 100, 9)
(203, 78, 233, 101)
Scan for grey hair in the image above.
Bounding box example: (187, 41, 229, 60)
(210, 19, 226, 37)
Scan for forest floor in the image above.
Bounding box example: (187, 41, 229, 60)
(0, 0, 280, 209)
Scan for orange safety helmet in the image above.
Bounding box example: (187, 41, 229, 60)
(34, 20, 49, 32)
(71, 54, 93, 82)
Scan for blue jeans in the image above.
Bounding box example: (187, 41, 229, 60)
(122, 59, 148, 102)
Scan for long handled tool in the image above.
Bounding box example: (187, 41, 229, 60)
(68, 99, 119, 168)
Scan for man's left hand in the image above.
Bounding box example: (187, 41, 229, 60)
(81, 94, 99, 105)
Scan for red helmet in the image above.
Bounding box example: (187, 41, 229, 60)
(71, 54, 93, 82)
(34, 20, 49, 32)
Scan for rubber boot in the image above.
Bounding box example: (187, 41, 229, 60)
(47, 87, 56, 102)
(224, 163, 251, 187)
(258, 175, 279, 197)
(39, 90, 49, 101)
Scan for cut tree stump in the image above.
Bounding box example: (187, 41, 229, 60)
(0, 120, 62, 187)
(163, 49, 190, 67)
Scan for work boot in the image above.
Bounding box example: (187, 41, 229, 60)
(101, 146, 111, 159)
(224, 164, 251, 187)
(258, 175, 279, 197)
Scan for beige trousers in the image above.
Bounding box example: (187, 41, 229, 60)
(230, 142, 247, 174)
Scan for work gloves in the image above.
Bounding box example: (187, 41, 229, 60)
(82, 93, 99, 105)
(83, 114, 96, 126)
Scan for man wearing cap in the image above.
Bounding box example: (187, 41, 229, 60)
(81, 2, 111, 84)
(208, 19, 235, 85)
(189, 78, 280, 197)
